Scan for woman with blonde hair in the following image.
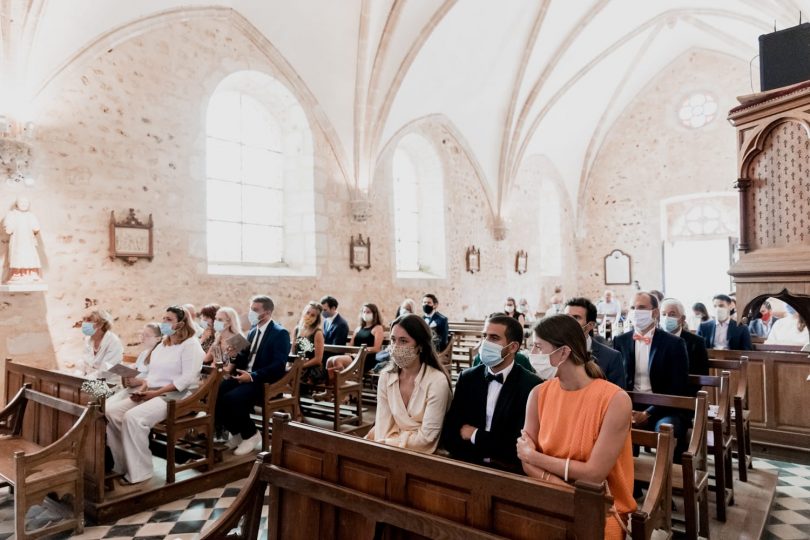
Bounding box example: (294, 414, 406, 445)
(517, 315, 635, 539)
(203, 307, 243, 365)
(80, 309, 124, 378)
(292, 301, 326, 384)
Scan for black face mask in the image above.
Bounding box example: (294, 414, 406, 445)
(422, 304, 434, 315)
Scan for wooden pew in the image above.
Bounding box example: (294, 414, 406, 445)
(258, 355, 304, 451)
(707, 356, 751, 481)
(691, 371, 734, 521)
(629, 391, 709, 540)
(301, 345, 368, 432)
(202, 413, 612, 539)
(631, 424, 675, 540)
(0, 384, 98, 539)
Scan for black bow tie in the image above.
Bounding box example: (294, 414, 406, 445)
(485, 372, 504, 384)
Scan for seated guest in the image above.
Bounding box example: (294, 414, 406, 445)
(660, 298, 709, 395)
(108, 323, 161, 403)
(197, 303, 220, 353)
(697, 294, 753, 350)
(517, 315, 635, 539)
(422, 293, 449, 351)
(81, 309, 124, 378)
(596, 289, 621, 322)
(203, 306, 243, 365)
(292, 301, 325, 384)
(105, 306, 204, 484)
(613, 292, 690, 459)
(546, 285, 564, 316)
(563, 297, 625, 387)
(504, 296, 526, 325)
(320, 295, 349, 346)
(396, 298, 417, 318)
(749, 300, 777, 338)
(183, 303, 202, 336)
(441, 315, 541, 472)
(324, 303, 385, 379)
(518, 298, 534, 323)
(691, 301, 710, 331)
(765, 304, 810, 346)
(649, 290, 664, 304)
(216, 296, 290, 456)
(366, 314, 451, 453)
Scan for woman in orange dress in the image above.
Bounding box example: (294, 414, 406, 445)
(517, 314, 635, 539)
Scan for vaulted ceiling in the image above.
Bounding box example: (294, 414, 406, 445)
(2, 0, 807, 224)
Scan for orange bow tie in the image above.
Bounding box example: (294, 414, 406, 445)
(633, 334, 651, 345)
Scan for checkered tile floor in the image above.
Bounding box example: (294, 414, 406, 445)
(761, 458, 810, 540)
(1, 457, 807, 539)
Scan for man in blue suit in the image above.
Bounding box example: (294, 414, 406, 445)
(320, 295, 349, 346)
(697, 294, 753, 350)
(563, 297, 626, 387)
(613, 291, 691, 460)
(216, 295, 291, 456)
(422, 293, 449, 351)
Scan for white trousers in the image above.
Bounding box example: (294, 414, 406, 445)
(105, 396, 167, 483)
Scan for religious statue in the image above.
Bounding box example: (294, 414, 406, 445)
(3, 196, 42, 282)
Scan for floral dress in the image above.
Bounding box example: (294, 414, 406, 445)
(296, 328, 325, 384)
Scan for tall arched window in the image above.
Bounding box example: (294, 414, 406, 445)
(392, 133, 446, 278)
(206, 71, 315, 276)
(538, 181, 562, 276)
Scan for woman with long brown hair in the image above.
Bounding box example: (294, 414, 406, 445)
(365, 314, 451, 453)
(517, 315, 635, 539)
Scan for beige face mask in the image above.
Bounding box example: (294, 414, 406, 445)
(390, 345, 419, 369)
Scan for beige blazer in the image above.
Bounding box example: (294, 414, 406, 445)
(366, 363, 451, 453)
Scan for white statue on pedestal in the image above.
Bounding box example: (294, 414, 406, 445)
(3, 196, 42, 283)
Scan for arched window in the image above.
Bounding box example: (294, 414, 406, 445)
(206, 71, 315, 276)
(392, 133, 446, 278)
(538, 181, 562, 276)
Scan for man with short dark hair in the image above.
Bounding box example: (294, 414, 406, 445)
(216, 295, 290, 456)
(564, 297, 625, 387)
(697, 294, 752, 350)
(441, 315, 541, 472)
(422, 293, 449, 351)
(320, 295, 349, 346)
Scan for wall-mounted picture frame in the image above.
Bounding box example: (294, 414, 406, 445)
(515, 250, 528, 274)
(465, 245, 480, 274)
(109, 209, 153, 264)
(604, 249, 631, 285)
(350, 234, 371, 271)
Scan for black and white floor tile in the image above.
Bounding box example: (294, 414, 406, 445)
(1, 457, 808, 539)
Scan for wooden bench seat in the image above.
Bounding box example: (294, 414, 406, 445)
(707, 355, 752, 481)
(202, 412, 616, 539)
(631, 424, 675, 540)
(300, 345, 369, 431)
(0, 384, 97, 539)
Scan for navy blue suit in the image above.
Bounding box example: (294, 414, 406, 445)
(613, 328, 691, 460)
(323, 313, 349, 346)
(591, 338, 626, 388)
(696, 319, 753, 351)
(424, 311, 449, 351)
(216, 320, 291, 439)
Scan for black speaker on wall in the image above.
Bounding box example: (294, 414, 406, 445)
(759, 23, 810, 91)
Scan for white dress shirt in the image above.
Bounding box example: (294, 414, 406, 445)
(765, 316, 810, 346)
(145, 338, 204, 393)
(597, 299, 622, 317)
(713, 320, 730, 349)
(83, 331, 124, 378)
(472, 360, 515, 444)
(633, 328, 654, 393)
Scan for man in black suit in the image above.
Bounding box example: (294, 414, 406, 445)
(320, 295, 349, 346)
(613, 291, 691, 459)
(441, 315, 541, 472)
(660, 297, 709, 395)
(216, 295, 291, 456)
(563, 297, 626, 387)
(696, 294, 753, 350)
(422, 293, 449, 351)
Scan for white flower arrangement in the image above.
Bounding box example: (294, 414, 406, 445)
(296, 337, 315, 354)
(81, 379, 115, 400)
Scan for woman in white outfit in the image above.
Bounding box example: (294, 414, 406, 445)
(105, 306, 204, 484)
(81, 309, 124, 379)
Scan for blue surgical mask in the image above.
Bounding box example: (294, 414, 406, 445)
(159, 322, 175, 336)
(479, 340, 506, 368)
(660, 316, 680, 333)
(213, 320, 226, 333)
(81, 322, 96, 336)
(198, 319, 209, 330)
(248, 310, 260, 326)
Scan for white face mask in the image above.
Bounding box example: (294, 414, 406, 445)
(715, 307, 730, 322)
(362, 313, 374, 323)
(504, 304, 515, 313)
(528, 346, 563, 380)
(630, 309, 654, 331)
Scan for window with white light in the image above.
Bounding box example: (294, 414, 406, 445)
(538, 181, 562, 276)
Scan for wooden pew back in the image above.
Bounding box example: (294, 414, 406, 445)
(631, 424, 674, 540)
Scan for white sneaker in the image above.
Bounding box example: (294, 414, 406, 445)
(226, 433, 242, 450)
(233, 432, 261, 456)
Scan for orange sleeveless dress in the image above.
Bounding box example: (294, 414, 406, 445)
(536, 378, 636, 539)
